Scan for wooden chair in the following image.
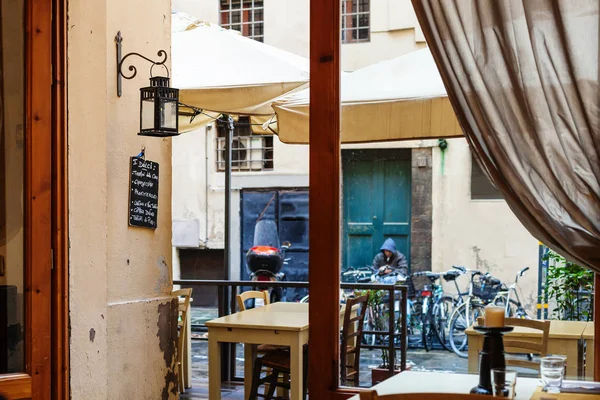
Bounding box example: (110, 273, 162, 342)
(341, 294, 369, 387)
(237, 290, 270, 312)
(238, 290, 288, 397)
(248, 348, 309, 400)
(477, 317, 550, 371)
(172, 288, 192, 394)
(237, 290, 284, 353)
(359, 391, 495, 400)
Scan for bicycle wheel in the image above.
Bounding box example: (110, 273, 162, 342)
(432, 296, 454, 351)
(422, 311, 434, 352)
(494, 296, 520, 317)
(448, 302, 485, 358)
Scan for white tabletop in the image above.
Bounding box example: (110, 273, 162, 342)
(348, 371, 540, 400)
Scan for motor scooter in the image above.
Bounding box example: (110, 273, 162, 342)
(246, 219, 290, 304)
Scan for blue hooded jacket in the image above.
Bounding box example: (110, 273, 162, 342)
(380, 238, 397, 253)
(371, 238, 408, 275)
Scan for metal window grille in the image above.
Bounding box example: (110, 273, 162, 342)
(470, 153, 503, 200)
(341, 0, 370, 44)
(219, 0, 264, 42)
(216, 117, 274, 172)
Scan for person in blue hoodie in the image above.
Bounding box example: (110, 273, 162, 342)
(371, 238, 408, 277)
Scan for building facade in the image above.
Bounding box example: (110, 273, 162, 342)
(171, 0, 540, 310)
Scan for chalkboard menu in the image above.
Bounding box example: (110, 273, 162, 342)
(128, 157, 159, 229)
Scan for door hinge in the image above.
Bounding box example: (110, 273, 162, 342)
(51, 248, 54, 270)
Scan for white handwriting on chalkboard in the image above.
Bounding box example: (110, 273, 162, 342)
(133, 200, 159, 209)
(133, 179, 155, 188)
(130, 157, 159, 229)
(132, 158, 158, 171)
(133, 189, 158, 200)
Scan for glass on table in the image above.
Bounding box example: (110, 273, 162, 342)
(541, 356, 566, 394)
(491, 368, 517, 398)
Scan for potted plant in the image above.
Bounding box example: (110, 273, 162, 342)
(354, 289, 405, 385)
(542, 249, 594, 321)
(370, 349, 404, 385)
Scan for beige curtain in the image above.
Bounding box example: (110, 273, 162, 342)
(412, 0, 600, 271)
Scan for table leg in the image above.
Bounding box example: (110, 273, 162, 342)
(290, 336, 304, 400)
(208, 334, 222, 400)
(244, 344, 258, 397)
(185, 312, 192, 388)
(586, 339, 595, 380)
(549, 339, 579, 380)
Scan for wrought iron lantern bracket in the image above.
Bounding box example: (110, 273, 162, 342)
(115, 31, 169, 97)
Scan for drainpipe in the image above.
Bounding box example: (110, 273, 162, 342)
(204, 125, 210, 247)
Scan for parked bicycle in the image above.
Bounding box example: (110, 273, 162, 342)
(447, 266, 503, 358)
(493, 267, 531, 319)
(428, 269, 464, 351)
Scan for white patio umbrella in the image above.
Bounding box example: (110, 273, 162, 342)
(172, 12, 309, 132)
(270, 48, 462, 144)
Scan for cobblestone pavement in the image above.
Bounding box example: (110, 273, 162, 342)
(181, 340, 468, 399)
(182, 307, 468, 399)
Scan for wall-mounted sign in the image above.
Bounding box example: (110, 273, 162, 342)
(128, 157, 159, 229)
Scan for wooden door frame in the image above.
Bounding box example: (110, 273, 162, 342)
(1, 0, 68, 399)
(51, 0, 68, 398)
(25, 0, 53, 398)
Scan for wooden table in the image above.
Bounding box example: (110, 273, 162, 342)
(348, 371, 600, 399)
(583, 322, 594, 380)
(206, 302, 354, 400)
(466, 321, 588, 379)
(347, 371, 540, 399)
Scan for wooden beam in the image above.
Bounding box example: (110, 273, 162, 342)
(308, 0, 341, 397)
(51, 0, 69, 397)
(26, 0, 53, 398)
(595, 273, 600, 381)
(0, 374, 32, 400)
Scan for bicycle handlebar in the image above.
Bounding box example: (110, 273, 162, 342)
(451, 265, 480, 275)
(514, 266, 530, 283)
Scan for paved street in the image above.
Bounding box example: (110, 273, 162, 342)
(181, 338, 468, 399)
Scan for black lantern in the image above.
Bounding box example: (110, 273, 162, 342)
(139, 76, 179, 137)
(115, 31, 180, 137)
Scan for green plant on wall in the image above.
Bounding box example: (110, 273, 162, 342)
(542, 249, 594, 321)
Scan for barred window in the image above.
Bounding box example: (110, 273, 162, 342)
(341, 0, 370, 43)
(219, 0, 264, 42)
(216, 117, 274, 172)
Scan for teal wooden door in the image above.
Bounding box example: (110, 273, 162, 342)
(342, 149, 411, 271)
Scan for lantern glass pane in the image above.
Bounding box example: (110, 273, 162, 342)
(160, 99, 177, 130)
(141, 98, 155, 130)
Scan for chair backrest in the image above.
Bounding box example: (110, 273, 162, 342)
(359, 391, 495, 400)
(476, 316, 550, 371)
(172, 288, 193, 346)
(342, 294, 369, 348)
(340, 294, 369, 385)
(237, 290, 270, 311)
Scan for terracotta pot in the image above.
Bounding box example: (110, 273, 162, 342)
(371, 366, 402, 386)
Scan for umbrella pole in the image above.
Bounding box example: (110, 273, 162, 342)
(224, 115, 234, 281)
(220, 115, 234, 381)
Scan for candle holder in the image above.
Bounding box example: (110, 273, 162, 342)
(470, 326, 514, 395)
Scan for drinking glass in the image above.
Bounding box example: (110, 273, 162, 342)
(541, 356, 565, 393)
(491, 368, 517, 398)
